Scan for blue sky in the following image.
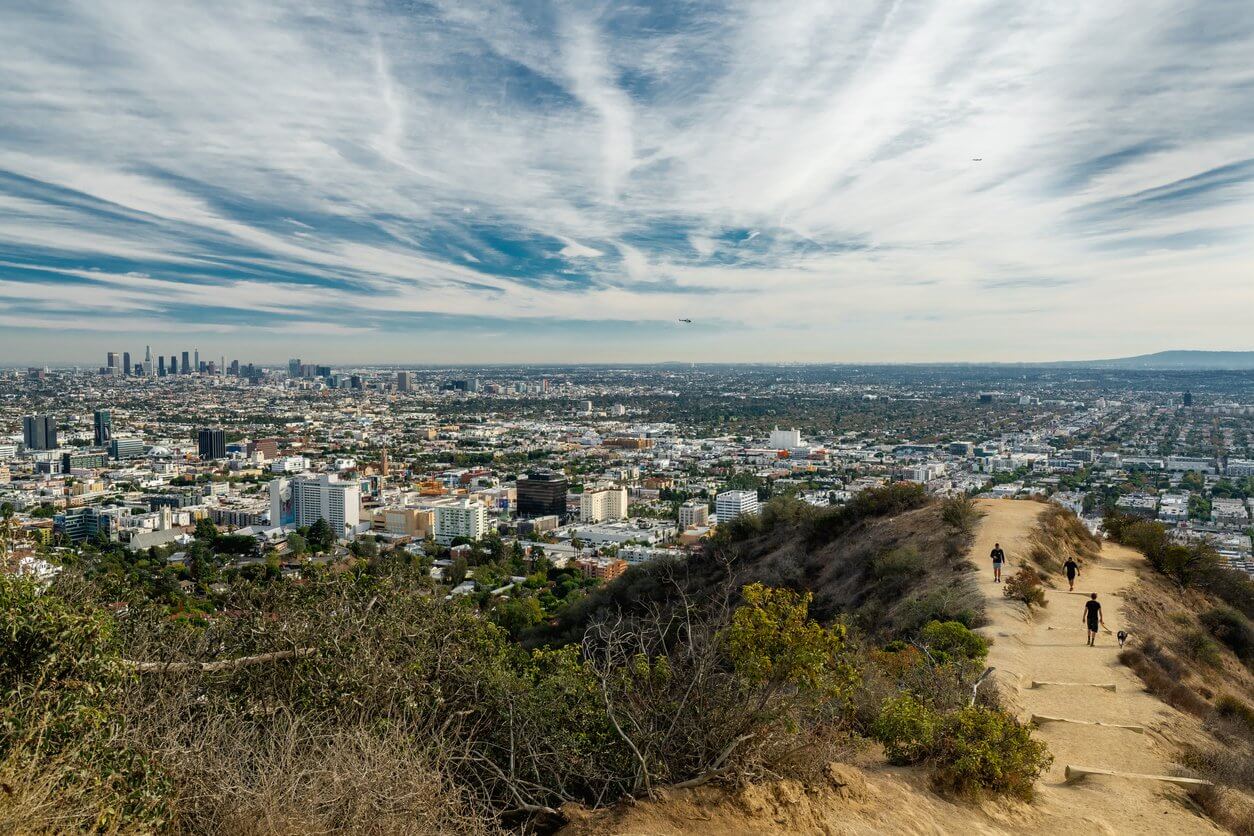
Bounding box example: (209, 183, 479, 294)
(1, 0, 1252, 364)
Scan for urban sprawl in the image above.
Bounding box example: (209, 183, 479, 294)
(3, 355, 1252, 610)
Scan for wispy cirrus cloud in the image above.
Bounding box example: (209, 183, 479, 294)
(0, 0, 1251, 363)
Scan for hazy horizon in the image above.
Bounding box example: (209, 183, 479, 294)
(2, 1, 1253, 363)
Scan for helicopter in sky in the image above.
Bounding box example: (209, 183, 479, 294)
(678, 318, 692, 323)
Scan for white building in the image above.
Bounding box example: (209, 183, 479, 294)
(1166, 456, 1216, 473)
(434, 499, 489, 543)
(1226, 459, 1254, 478)
(270, 455, 310, 474)
(269, 473, 360, 537)
(769, 426, 802, 449)
(580, 486, 628, 523)
(678, 499, 709, 529)
(715, 490, 760, 522)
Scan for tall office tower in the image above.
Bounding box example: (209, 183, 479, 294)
(269, 473, 361, 536)
(93, 410, 112, 445)
(220, 355, 225, 375)
(1183, 391, 1194, 407)
(22, 414, 58, 450)
(516, 469, 569, 518)
(157, 356, 166, 376)
(288, 358, 302, 378)
(169, 355, 176, 376)
(207, 361, 217, 375)
(229, 360, 240, 376)
(194, 349, 199, 372)
(197, 427, 226, 460)
(144, 345, 155, 377)
(122, 351, 131, 376)
(350, 375, 363, 390)
(107, 352, 120, 376)
(396, 371, 413, 391)
(181, 351, 190, 374)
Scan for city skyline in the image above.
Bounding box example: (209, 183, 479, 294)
(2, 1, 1253, 363)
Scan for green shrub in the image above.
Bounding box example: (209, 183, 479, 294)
(1003, 567, 1047, 608)
(940, 495, 980, 534)
(1180, 628, 1223, 667)
(931, 706, 1052, 799)
(1199, 606, 1253, 662)
(873, 546, 925, 580)
(919, 620, 989, 665)
(873, 695, 938, 764)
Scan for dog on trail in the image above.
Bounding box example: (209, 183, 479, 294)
(1117, 630, 1129, 649)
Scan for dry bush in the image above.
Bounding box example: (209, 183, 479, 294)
(1025, 503, 1100, 574)
(1183, 742, 1254, 835)
(1003, 567, 1047, 609)
(1118, 646, 1210, 718)
(158, 717, 499, 836)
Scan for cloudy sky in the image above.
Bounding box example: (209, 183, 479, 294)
(1, 0, 1252, 365)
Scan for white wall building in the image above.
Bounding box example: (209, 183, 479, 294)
(715, 490, 760, 522)
(434, 499, 489, 543)
(580, 486, 628, 523)
(769, 426, 802, 449)
(270, 455, 310, 474)
(269, 473, 360, 537)
(678, 499, 709, 529)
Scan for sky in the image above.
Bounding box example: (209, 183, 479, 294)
(1, 0, 1252, 365)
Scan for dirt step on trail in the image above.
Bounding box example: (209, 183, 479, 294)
(971, 498, 1221, 835)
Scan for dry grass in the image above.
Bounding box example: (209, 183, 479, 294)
(1023, 503, 1101, 575)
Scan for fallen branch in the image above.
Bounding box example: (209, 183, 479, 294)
(123, 647, 316, 674)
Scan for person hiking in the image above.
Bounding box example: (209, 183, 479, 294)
(1083, 593, 1104, 646)
(990, 542, 1006, 583)
(1063, 556, 1080, 592)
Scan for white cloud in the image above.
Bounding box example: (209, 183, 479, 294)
(0, 0, 1251, 361)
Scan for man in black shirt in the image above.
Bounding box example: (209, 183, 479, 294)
(990, 543, 1006, 583)
(1063, 557, 1080, 592)
(1083, 593, 1104, 646)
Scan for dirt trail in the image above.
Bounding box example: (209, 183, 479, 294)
(972, 498, 1221, 834)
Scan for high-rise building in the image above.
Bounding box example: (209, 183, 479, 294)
(194, 349, 200, 373)
(1183, 391, 1194, 406)
(109, 438, 145, 459)
(122, 351, 131, 376)
(269, 473, 360, 536)
(715, 490, 760, 522)
(169, 355, 177, 376)
(181, 351, 190, 374)
(197, 428, 226, 460)
(288, 358, 302, 378)
(106, 352, 121, 376)
(517, 469, 569, 518)
(679, 500, 709, 529)
(769, 426, 803, 449)
(396, 371, 413, 391)
(22, 415, 57, 450)
(93, 410, 112, 445)
(144, 345, 153, 376)
(579, 486, 628, 523)
(158, 356, 166, 376)
(434, 499, 489, 543)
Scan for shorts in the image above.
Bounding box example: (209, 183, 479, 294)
(1087, 618, 1099, 632)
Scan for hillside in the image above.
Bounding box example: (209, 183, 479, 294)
(1057, 350, 1254, 370)
(534, 484, 983, 648)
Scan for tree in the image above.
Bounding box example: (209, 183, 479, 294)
(449, 556, 469, 586)
(723, 583, 856, 697)
(307, 518, 336, 554)
(286, 533, 307, 559)
(493, 596, 543, 638)
(194, 517, 218, 542)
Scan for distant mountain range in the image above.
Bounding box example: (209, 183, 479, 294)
(1056, 350, 1254, 371)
